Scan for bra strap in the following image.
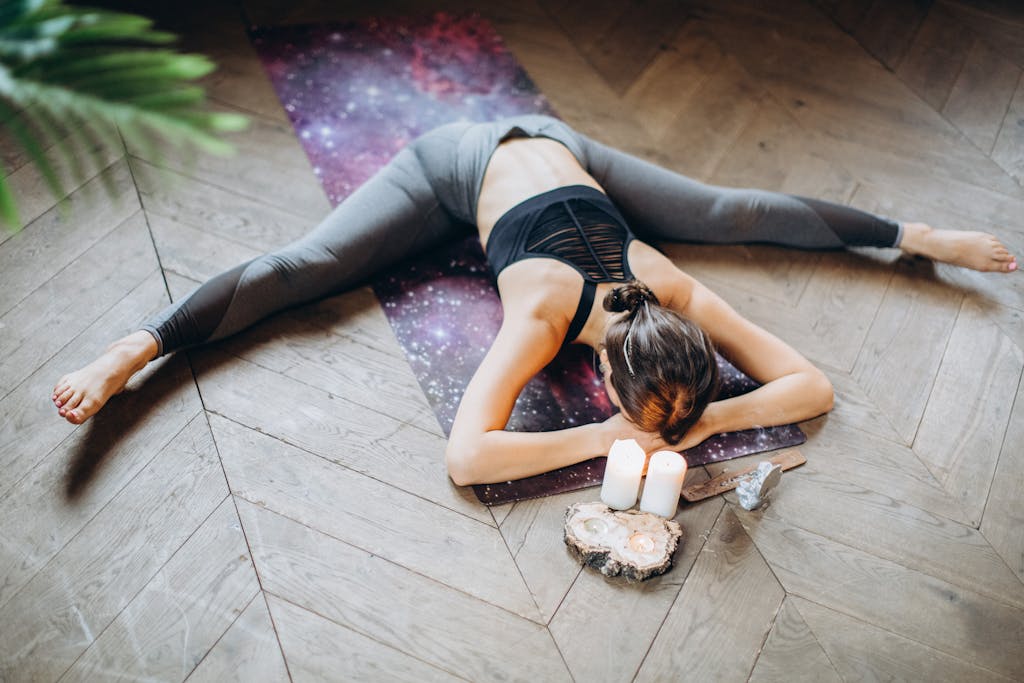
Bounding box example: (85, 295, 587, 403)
(566, 280, 596, 343)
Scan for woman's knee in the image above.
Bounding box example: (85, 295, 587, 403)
(245, 247, 344, 300)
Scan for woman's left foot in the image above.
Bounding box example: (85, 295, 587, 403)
(900, 222, 1017, 273)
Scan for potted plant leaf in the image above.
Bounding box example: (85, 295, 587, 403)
(0, 0, 248, 227)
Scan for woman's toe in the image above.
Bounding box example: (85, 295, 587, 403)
(55, 386, 73, 407)
(63, 391, 84, 411)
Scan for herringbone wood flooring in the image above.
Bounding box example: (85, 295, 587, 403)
(2, 1, 1022, 680)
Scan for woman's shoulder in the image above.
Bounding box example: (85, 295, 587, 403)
(627, 240, 699, 309)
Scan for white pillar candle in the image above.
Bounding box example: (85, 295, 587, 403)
(639, 450, 688, 518)
(600, 439, 646, 510)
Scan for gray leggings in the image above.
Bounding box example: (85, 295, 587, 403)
(142, 114, 901, 356)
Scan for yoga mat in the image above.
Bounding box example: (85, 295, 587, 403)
(250, 12, 805, 505)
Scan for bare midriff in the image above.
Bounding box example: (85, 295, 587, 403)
(475, 136, 604, 248)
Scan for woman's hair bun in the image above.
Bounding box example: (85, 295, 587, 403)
(603, 279, 660, 314)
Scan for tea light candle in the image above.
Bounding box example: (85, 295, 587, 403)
(639, 450, 688, 518)
(600, 439, 646, 510)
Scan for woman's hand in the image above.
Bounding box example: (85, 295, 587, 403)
(601, 412, 670, 453)
(601, 410, 716, 456)
(673, 412, 715, 451)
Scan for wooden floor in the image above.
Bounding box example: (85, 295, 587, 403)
(2, 0, 1023, 680)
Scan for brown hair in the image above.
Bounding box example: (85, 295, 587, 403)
(603, 280, 719, 444)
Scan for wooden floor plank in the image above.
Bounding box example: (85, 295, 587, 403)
(818, 368, 905, 444)
(0, 160, 138, 317)
(785, 251, 897, 371)
(655, 56, 766, 181)
(635, 507, 784, 682)
(853, 260, 963, 443)
(992, 73, 1024, 187)
(622, 20, 724, 141)
(0, 352, 202, 615)
(541, 1, 637, 93)
(209, 415, 544, 621)
(492, 4, 657, 152)
(670, 251, 895, 373)
(286, 285, 408, 360)
(913, 298, 1024, 525)
(848, 0, 932, 71)
(811, 0, 870, 33)
(737, 513, 1024, 679)
(549, 469, 724, 683)
(61, 498, 258, 682)
(497, 490, 585, 624)
(795, 419, 971, 524)
(0, 415, 227, 681)
(0, 211, 156, 395)
(126, 107, 330, 223)
(267, 595, 462, 683)
(748, 597, 841, 683)
(708, 95, 816, 192)
(190, 20, 294, 124)
(793, 595, 1015, 682)
(191, 347, 489, 524)
(777, 151, 859, 204)
(980, 373, 1024, 584)
(940, 0, 1024, 69)
(0, 273, 188, 506)
(744, 463, 1024, 610)
(0, 104, 71, 180)
(696, 7, 1024, 199)
(214, 309, 440, 435)
(131, 157, 309, 253)
(663, 242, 823, 314)
(561, 0, 689, 97)
(185, 595, 290, 683)
(896, 3, 974, 110)
(235, 498, 572, 682)
(149, 215, 263, 285)
(942, 37, 1021, 154)
(0, 124, 125, 241)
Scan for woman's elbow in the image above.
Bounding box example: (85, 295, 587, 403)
(445, 440, 481, 487)
(812, 370, 835, 414)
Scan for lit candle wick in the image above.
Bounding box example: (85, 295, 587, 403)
(628, 532, 655, 554)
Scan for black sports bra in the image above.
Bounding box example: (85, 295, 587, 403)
(486, 185, 635, 343)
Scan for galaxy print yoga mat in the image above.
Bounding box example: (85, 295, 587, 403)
(250, 13, 805, 505)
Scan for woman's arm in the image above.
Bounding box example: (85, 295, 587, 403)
(669, 272, 834, 444)
(445, 312, 618, 486)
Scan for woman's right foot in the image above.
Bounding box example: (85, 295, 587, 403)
(900, 222, 1018, 273)
(52, 331, 158, 424)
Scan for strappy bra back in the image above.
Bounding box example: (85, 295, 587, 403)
(486, 185, 636, 343)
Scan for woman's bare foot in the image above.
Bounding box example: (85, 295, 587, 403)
(900, 222, 1018, 273)
(52, 331, 158, 424)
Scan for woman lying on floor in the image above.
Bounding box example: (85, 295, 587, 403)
(52, 115, 1017, 485)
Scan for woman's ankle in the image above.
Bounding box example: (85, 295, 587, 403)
(106, 331, 159, 371)
(898, 222, 933, 256)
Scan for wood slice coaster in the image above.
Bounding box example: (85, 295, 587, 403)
(564, 502, 683, 582)
(681, 449, 806, 502)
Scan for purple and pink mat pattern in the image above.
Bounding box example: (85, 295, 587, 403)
(249, 13, 805, 505)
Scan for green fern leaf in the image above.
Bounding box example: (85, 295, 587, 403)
(0, 0, 249, 228)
